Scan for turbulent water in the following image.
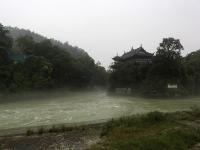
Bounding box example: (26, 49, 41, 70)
(0, 90, 200, 131)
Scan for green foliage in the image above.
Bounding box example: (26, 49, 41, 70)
(183, 50, 200, 94)
(16, 35, 35, 54)
(0, 23, 108, 92)
(48, 125, 70, 133)
(145, 38, 185, 94)
(91, 62, 108, 86)
(110, 61, 150, 89)
(7, 26, 91, 59)
(109, 37, 194, 97)
(0, 23, 13, 49)
(15, 35, 107, 88)
(22, 56, 53, 89)
(0, 48, 9, 64)
(143, 111, 167, 122)
(0, 24, 15, 91)
(101, 112, 167, 137)
(26, 129, 34, 136)
(91, 110, 200, 150)
(156, 37, 183, 60)
(38, 127, 45, 135)
(26, 125, 75, 135)
(48, 125, 56, 133)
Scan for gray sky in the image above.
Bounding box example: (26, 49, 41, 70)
(1, 0, 200, 68)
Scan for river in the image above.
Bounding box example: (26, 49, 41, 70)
(0, 90, 200, 131)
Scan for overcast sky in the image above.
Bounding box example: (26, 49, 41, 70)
(0, 0, 200, 68)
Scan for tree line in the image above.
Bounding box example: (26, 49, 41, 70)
(1, 22, 200, 97)
(109, 38, 200, 97)
(0, 23, 107, 92)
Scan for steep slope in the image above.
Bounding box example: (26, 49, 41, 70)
(6, 26, 89, 59)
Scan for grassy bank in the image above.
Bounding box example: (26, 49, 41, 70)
(89, 108, 200, 150)
(25, 122, 104, 136)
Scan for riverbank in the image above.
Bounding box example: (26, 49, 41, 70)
(0, 122, 104, 150)
(89, 108, 200, 150)
(2, 109, 200, 150)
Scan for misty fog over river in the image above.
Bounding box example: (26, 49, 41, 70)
(1, 90, 200, 131)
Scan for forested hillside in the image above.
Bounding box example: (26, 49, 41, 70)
(0, 23, 107, 92)
(6, 26, 89, 59)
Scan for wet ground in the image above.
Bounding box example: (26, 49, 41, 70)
(0, 123, 102, 150)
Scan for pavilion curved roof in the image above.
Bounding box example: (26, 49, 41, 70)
(113, 46, 153, 61)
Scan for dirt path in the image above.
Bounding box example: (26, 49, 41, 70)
(0, 124, 102, 150)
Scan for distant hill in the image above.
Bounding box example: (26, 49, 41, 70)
(6, 26, 90, 59)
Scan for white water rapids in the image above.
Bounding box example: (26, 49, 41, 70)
(0, 90, 200, 130)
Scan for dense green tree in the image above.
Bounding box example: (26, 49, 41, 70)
(0, 23, 14, 91)
(7, 26, 90, 59)
(0, 23, 108, 92)
(110, 60, 150, 90)
(156, 38, 183, 59)
(0, 64, 13, 91)
(109, 38, 189, 96)
(0, 23, 13, 64)
(22, 56, 53, 89)
(183, 50, 200, 94)
(0, 23, 13, 49)
(15, 34, 108, 88)
(16, 35, 35, 54)
(91, 62, 108, 86)
(144, 38, 186, 95)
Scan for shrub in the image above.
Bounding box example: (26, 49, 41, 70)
(61, 125, 66, 132)
(143, 111, 167, 123)
(38, 127, 45, 134)
(49, 125, 56, 133)
(26, 129, 34, 136)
